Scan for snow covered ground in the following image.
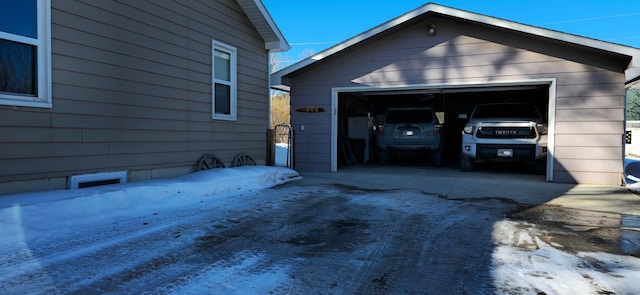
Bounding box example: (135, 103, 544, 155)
(1, 164, 639, 294)
(492, 220, 640, 294)
(274, 142, 290, 167)
(0, 166, 301, 250)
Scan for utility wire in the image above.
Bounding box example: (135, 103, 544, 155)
(538, 11, 640, 25)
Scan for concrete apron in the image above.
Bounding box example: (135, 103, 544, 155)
(297, 166, 640, 216)
(297, 165, 640, 256)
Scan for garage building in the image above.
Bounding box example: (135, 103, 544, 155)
(271, 3, 640, 184)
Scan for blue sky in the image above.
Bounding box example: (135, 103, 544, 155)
(263, 0, 640, 67)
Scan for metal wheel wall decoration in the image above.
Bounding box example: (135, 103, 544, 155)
(232, 153, 256, 167)
(197, 154, 226, 170)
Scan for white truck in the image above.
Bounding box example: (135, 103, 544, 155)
(459, 103, 547, 174)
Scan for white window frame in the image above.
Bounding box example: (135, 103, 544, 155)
(212, 40, 237, 121)
(0, 0, 52, 108)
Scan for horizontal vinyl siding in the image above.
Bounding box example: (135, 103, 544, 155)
(0, 0, 270, 189)
(553, 103, 625, 184)
(287, 15, 628, 183)
(553, 171, 621, 185)
(554, 147, 621, 160)
(552, 63, 625, 184)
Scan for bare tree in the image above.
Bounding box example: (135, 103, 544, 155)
(270, 91, 290, 129)
(269, 53, 290, 129)
(627, 88, 640, 121)
(268, 50, 315, 130)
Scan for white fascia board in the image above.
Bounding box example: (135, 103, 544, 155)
(236, 0, 290, 52)
(269, 72, 290, 92)
(271, 85, 291, 92)
(272, 2, 640, 84)
(252, 0, 290, 51)
(626, 68, 640, 87)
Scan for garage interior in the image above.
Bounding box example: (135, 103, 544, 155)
(337, 85, 550, 172)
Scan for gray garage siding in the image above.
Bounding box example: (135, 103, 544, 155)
(553, 97, 626, 184)
(0, 0, 271, 192)
(288, 16, 627, 184)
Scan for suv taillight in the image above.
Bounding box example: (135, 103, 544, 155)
(378, 124, 385, 134)
(434, 124, 442, 134)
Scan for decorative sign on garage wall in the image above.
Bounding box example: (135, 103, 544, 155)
(295, 106, 325, 113)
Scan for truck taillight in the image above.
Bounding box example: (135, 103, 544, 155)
(537, 124, 548, 135)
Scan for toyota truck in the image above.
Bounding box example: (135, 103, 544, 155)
(460, 103, 547, 173)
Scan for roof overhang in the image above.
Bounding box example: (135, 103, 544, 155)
(236, 0, 289, 52)
(271, 2, 640, 91)
(627, 68, 640, 85)
(627, 70, 640, 89)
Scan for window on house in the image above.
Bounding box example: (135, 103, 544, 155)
(0, 0, 50, 108)
(212, 40, 237, 121)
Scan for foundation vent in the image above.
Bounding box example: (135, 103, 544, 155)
(69, 171, 127, 189)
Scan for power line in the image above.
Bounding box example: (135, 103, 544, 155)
(289, 41, 339, 46)
(538, 11, 640, 25)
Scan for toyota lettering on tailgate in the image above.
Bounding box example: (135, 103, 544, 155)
(494, 129, 518, 135)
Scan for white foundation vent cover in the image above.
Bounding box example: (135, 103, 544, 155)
(68, 171, 127, 189)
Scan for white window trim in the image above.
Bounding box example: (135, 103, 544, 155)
(0, 0, 52, 108)
(212, 40, 237, 121)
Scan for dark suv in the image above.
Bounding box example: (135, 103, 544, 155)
(376, 107, 443, 165)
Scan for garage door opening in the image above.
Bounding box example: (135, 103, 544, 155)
(333, 82, 552, 177)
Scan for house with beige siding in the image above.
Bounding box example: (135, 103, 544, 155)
(272, 3, 640, 185)
(0, 0, 288, 194)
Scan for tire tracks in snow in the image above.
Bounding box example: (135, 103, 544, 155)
(1, 184, 523, 294)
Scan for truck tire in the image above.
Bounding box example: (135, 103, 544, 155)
(535, 159, 546, 175)
(460, 154, 475, 171)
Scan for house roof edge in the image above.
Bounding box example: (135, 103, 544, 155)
(272, 2, 640, 86)
(236, 0, 290, 52)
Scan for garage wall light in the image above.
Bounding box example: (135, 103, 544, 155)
(428, 24, 436, 35)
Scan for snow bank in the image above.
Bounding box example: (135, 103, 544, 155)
(492, 220, 640, 295)
(0, 166, 301, 249)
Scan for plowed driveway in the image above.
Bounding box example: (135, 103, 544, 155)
(2, 166, 639, 294)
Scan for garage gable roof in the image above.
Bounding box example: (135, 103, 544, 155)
(236, 0, 289, 51)
(272, 2, 640, 90)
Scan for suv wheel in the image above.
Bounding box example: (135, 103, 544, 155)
(460, 154, 475, 171)
(379, 149, 389, 165)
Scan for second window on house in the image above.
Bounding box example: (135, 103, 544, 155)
(212, 40, 237, 121)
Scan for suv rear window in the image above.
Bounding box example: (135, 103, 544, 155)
(385, 109, 434, 124)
